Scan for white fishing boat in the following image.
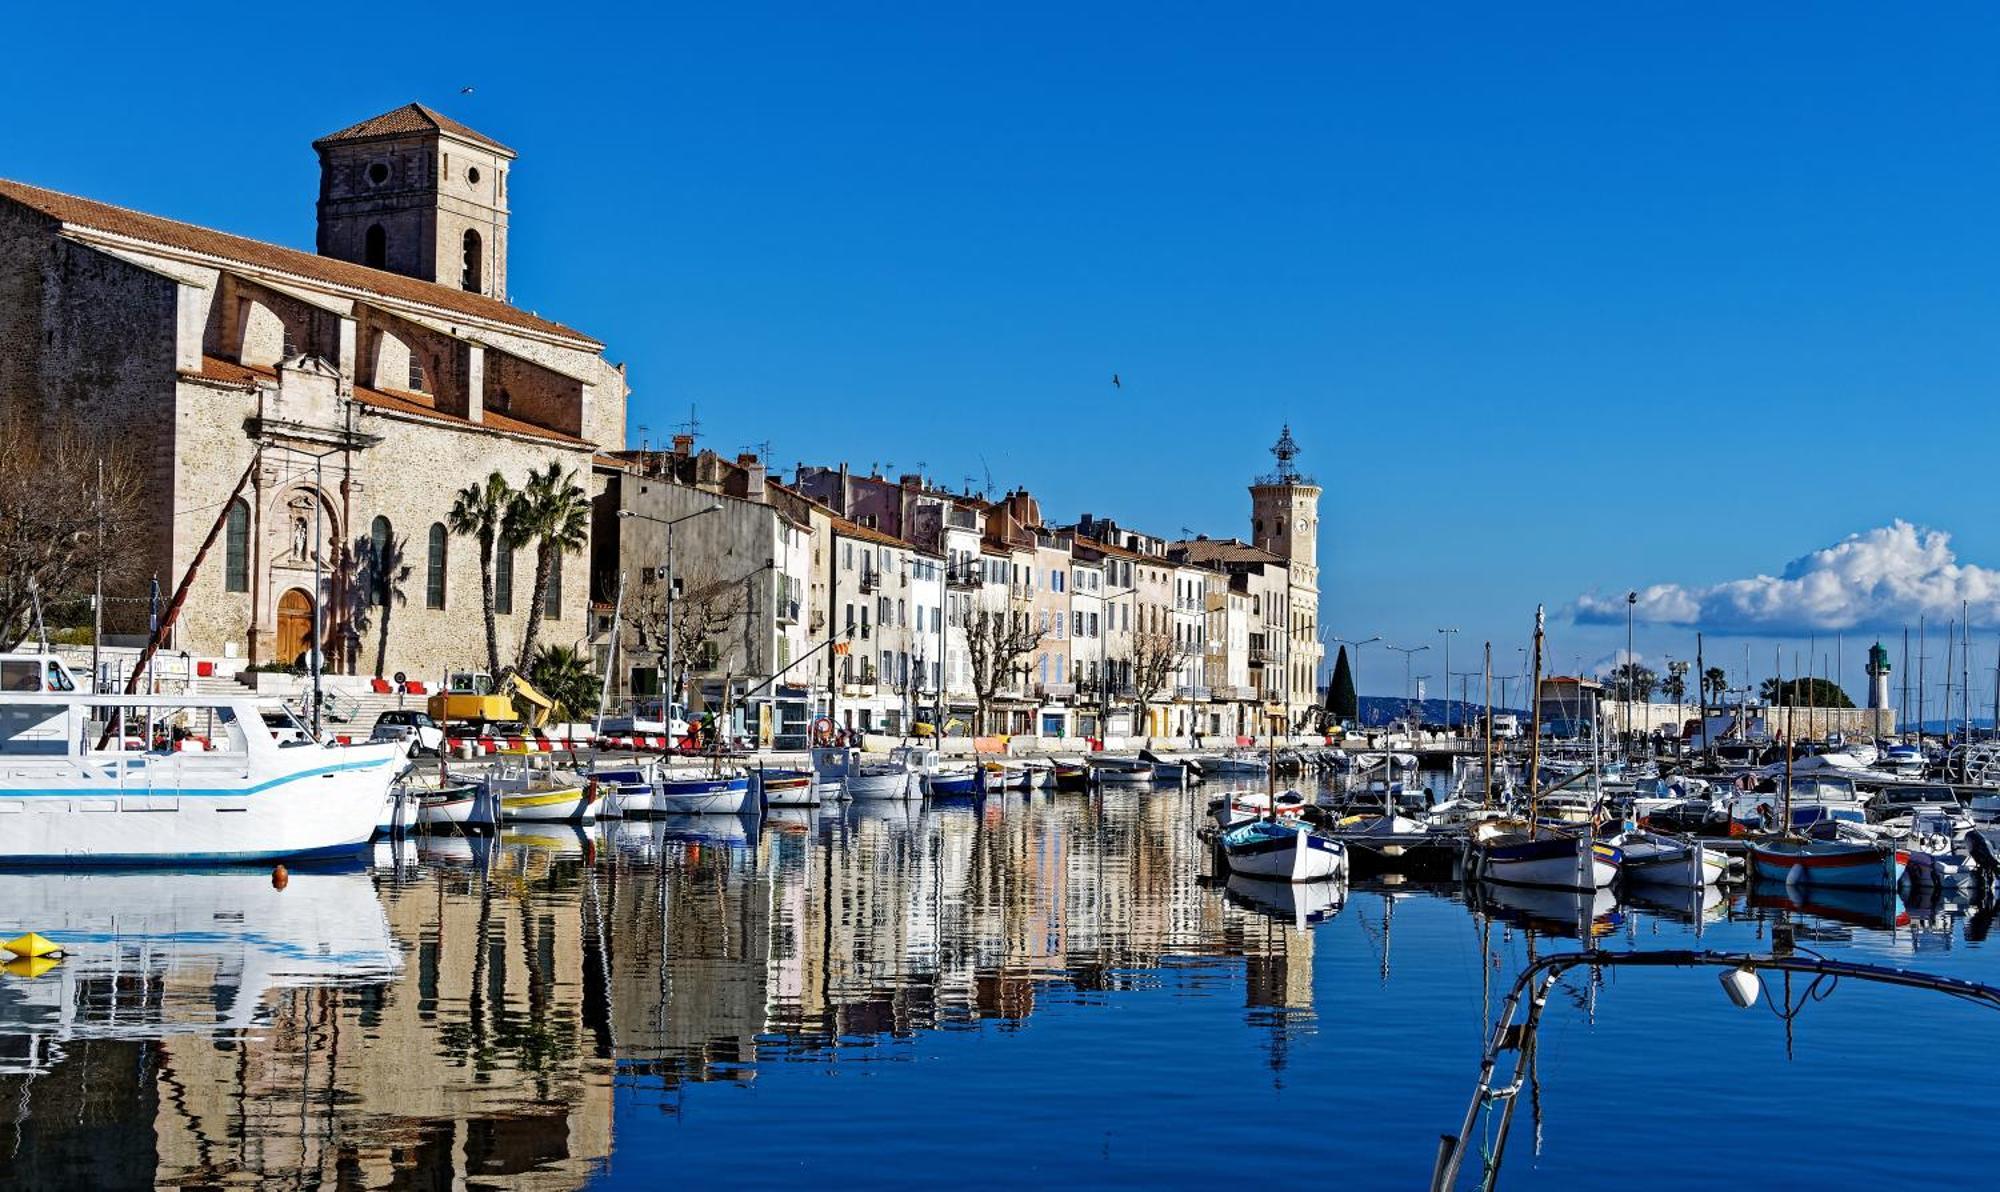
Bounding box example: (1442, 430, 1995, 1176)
(586, 763, 658, 819)
(810, 745, 857, 798)
(756, 767, 822, 806)
(400, 768, 492, 831)
(847, 755, 921, 800)
(1088, 756, 1154, 785)
(1220, 817, 1347, 882)
(0, 653, 403, 863)
(1473, 823, 1620, 891)
(1610, 830, 1727, 887)
(1209, 788, 1308, 832)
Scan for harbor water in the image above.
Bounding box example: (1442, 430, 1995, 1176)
(3, 779, 1997, 1188)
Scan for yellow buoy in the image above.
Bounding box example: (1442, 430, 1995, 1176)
(2, 933, 61, 959)
(2, 955, 58, 979)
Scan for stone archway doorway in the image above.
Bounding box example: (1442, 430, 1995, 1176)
(276, 588, 315, 664)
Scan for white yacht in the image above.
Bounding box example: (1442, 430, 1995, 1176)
(0, 652, 404, 863)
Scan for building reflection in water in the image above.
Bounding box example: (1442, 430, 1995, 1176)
(0, 788, 1328, 1187)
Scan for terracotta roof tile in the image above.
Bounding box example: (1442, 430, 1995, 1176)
(1170, 537, 1286, 566)
(0, 178, 592, 344)
(313, 103, 515, 156)
(831, 516, 917, 550)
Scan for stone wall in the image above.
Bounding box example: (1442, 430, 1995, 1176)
(1598, 698, 1893, 739)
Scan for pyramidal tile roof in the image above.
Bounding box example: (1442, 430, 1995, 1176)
(313, 103, 515, 157)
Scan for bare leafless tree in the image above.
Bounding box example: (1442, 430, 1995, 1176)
(0, 412, 145, 650)
(964, 606, 1046, 734)
(1127, 629, 1201, 739)
(629, 567, 746, 707)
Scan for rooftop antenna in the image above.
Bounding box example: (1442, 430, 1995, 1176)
(741, 438, 774, 460)
(636, 423, 650, 452)
(978, 454, 996, 499)
(674, 403, 702, 442)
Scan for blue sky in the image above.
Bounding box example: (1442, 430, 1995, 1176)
(8, 3, 2000, 705)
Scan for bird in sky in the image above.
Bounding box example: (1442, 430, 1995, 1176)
(460, 85, 476, 95)
(1111, 374, 1121, 389)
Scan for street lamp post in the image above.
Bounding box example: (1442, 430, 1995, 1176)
(1437, 626, 1460, 735)
(1331, 635, 1380, 727)
(1387, 643, 1430, 724)
(618, 502, 722, 734)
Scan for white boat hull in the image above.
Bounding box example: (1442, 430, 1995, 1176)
(1223, 823, 1347, 882)
(498, 786, 594, 823)
(0, 745, 404, 864)
(760, 776, 822, 806)
(847, 768, 920, 800)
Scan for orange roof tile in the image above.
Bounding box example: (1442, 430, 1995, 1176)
(831, 516, 918, 550)
(313, 103, 515, 156)
(0, 178, 592, 345)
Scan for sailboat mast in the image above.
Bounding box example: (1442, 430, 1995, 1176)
(1483, 641, 1494, 808)
(1526, 606, 1545, 821)
(1779, 646, 1793, 836)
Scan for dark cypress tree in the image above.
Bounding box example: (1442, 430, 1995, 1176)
(1328, 645, 1358, 722)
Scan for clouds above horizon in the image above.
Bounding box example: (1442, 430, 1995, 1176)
(1574, 522, 2000, 635)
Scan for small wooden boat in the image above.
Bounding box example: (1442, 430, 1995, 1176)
(756, 768, 821, 807)
(1220, 818, 1347, 882)
(1052, 758, 1090, 791)
(1611, 830, 1728, 887)
(846, 757, 920, 800)
(1474, 825, 1619, 891)
(1208, 789, 1307, 832)
(411, 774, 492, 831)
(1746, 837, 1906, 890)
(587, 765, 657, 819)
(1088, 757, 1154, 786)
(656, 772, 753, 814)
(924, 766, 983, 797)
(497, 783, 595, 824)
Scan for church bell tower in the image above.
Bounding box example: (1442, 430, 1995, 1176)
(313, 103, 512, 299)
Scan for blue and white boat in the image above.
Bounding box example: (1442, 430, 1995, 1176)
(1220, 817, 1347, 882)
(655, 770, 753, 814)
(924, 766, 983, 797)
(0, 652, 404, 864)
(586, 764, 657, 819)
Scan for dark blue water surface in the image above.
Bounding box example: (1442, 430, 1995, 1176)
(1, 782, 1996, 1189)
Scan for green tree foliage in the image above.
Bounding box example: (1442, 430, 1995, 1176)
(1327, 646, 1358, 721)
(1759, 676, 1854, 708)
(1606, 661, 1657, 702)
(528, 643, 601, 721)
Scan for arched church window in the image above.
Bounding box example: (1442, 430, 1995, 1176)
(426, 523, 447, 609)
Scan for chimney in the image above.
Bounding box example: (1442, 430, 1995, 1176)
(672, 433, 694, 456)
(839, 462, 852, 515)
(742, 456, 767, 500)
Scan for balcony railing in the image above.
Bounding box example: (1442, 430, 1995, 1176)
(1036, 682, 1076, 700)
(859, 570, 880, 594)
(945, 562, 982, 589)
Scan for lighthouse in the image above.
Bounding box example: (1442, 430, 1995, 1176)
(1866, 641, 1892, 711)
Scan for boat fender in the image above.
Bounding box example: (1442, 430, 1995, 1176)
(584, 777, 600, 807)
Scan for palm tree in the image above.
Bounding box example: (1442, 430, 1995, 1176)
(505, 460, 592, 671)
(449, 471, 515, 677)
(528, 643, 600, 721)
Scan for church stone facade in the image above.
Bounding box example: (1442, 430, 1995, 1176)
(0, 104, 628, 679)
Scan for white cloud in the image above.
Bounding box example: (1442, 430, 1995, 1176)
(1574, 521, 2000, 634)
(1586, 649, 1645, 678)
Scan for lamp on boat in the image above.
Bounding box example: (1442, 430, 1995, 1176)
(1719, 966, 1761, 1009)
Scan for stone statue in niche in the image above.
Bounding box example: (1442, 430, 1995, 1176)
(288, 494, 316, 562)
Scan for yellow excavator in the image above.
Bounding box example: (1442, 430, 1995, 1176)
(426, 669, 555, 733)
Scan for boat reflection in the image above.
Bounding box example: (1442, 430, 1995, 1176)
(1473, 881, 1624, 939)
